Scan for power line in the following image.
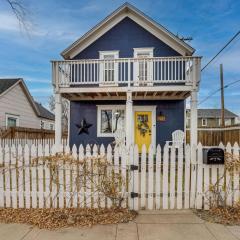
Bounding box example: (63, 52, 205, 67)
(198, 79, 240, 105)
(201, 31, 240, 72)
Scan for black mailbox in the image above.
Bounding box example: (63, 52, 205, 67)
(203, 148, 225, 164)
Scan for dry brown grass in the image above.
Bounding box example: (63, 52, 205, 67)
(0, 207, 137, 229)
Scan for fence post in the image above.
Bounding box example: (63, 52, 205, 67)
(196, 143, 203, 209)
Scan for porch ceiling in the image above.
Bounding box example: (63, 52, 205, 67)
(62, 90, 190, 101)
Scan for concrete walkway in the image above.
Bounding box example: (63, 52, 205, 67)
(1, 210, 240, 240)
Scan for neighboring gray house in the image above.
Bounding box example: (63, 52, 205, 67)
(186, 109, 238, 128)
(0, 78, 54, 130)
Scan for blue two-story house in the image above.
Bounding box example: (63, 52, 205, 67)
(52, 3, 201, 151)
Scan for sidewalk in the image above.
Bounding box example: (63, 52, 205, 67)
(1, 210, 240, 240)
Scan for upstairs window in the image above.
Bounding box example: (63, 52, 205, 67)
(134, 48, 154, 84)
(99, 51, 119, 84)
(97, 105, 125, 137)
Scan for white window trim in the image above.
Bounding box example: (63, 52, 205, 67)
(99, 51, 119, 85)
(202, 118, 207, 127)
(133, 47, 154, 58)
(5, 113, 20, 127)
(97, 105, 125, 137)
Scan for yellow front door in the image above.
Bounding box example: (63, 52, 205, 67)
(134, 111, 152, 151)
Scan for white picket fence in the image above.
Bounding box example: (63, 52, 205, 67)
(0, 142, 239, 210)
(0, 138, 67, 147)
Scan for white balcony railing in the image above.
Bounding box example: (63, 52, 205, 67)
(52, 56, 201, 88)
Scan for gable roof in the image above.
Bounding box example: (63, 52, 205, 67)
(187, 108, 238, 118)
(61, 2, 195, 59)
(0, 78, 21, 95)
(198, 109, 238, 118)
(35, 101, 55, 121)
(0, 78, 55, 121)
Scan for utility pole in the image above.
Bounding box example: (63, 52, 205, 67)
(220, 64, 225, 127)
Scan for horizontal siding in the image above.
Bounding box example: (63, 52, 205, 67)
(0, 84, 40, 128)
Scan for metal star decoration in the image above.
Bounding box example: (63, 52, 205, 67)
(75, 118, 93, 135)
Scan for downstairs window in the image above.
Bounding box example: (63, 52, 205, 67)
(97, 105, 125, 137)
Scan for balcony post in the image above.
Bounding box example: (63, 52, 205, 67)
(125, 91, 133, 149)
(55, 92, 62, 151)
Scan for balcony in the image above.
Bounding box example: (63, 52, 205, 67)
(52, 56, 201, 100)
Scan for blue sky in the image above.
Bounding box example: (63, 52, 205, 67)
(0, 0, 239, 115)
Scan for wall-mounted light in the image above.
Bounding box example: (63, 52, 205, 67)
(157, 111, 166, 122)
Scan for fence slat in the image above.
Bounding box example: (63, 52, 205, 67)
(233, 142, 239, 204)
(177, 145, 183, 209)
(0, 146, 4, 207)
(11, 145, 17, 208)
(170, 146, 176, 209)
(79, 144, 85, 208)
(133, 144, 139, 210)
(226, 143, 233, 206)
(140, 144, 146, 209)
(155, 145, 161, 210)
(4, 145, 11, 207)
(184, 144, 190, 209)
(163, 144, 169, 209)
(24, 145, 31, 208)
(44, 144, 51, 208)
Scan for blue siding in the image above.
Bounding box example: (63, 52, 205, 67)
(69, 100, 185, 148)
(73, 17, 181, 60)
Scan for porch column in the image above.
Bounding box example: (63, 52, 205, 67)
(55, 92, 62, 151)
(190, 90, 198, 148)
(125, 91, 133, 149)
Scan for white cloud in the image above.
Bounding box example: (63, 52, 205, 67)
(0, 12, 20, 32)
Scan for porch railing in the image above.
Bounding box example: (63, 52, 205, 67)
(52, 56, 201, 88)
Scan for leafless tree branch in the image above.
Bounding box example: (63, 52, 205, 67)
(4, 0, 32, 33)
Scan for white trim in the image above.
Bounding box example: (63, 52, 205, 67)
(99, 51, 119, 85)
(132, 105, 156, 152)
(201, 118, 207, 127)
(133, 47, 154, 57)
(5, 113, 20, 127)
(62, 4, 194, 59)
(97, 105, 125, 137)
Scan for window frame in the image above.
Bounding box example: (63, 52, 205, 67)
(202, 118, 207, 127)
(5, 113, 19, 128)
(133, 47, 154, 84)
(97, 105, 125, 137)
(99, 50, 119, 85)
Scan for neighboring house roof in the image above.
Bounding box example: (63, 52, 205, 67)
(35, 101, 55, 121)
(187, 109, 238, 118)
(0, 78, 55, 121)
(198, 109, 238, 118)
(0, 78, 21, 95)
(61, 2, 195, 59)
